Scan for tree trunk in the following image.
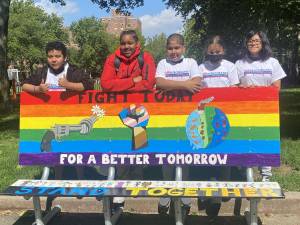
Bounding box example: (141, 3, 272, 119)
(0, 0, 11, 108)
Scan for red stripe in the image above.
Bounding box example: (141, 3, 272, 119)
(20, 87, 279, 105)
(20, 101, 279, 117)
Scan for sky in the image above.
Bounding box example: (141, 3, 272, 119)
(34, 0, 185, 38)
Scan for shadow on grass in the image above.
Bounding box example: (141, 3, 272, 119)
(13, 211, 261, 225)
(0, 110, 19, 134)
(280, 114, 300, 139)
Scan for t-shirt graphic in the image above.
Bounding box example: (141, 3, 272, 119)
(46, 63, 69, 91)
(199, 59, 239, 87)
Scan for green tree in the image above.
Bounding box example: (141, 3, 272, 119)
(8, 0, 67, 71)
(144, 33, 167, 64)
(0, 0, 144, 106)
(165, 0, 300, 85)
(69, 17, 118, 77)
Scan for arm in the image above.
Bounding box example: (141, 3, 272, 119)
(58, 78, 85, 91)
(229, 63, 240, 86)
(270, 58, 285, 89)
(271, 80, 281, 88)
(21, 68, 49, 93)
(100, 55, 135, 92)
(128, 52, 156, 91)
(156, 77, 202, 93)
(60, 66, 94, 91)
(22, 83, 49, 93)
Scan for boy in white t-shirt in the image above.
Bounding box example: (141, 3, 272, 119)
(156, 35, 201, 93)
(156, 33, 201, 215)
(22, 41, 93, 93)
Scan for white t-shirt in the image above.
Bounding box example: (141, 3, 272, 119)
(235, 57, 286, 86)
(156, 58, 201, 81)
(199, 59, 239, 87)
(45, 63, 69, 91)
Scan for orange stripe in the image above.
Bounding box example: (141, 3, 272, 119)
(20, 101, 278, 117)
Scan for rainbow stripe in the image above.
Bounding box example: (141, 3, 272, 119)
(19, 87, 280, 166)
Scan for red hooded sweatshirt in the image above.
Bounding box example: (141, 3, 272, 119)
(100, 46, 156, 92)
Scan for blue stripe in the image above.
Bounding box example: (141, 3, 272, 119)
(19, 140, 280, 154)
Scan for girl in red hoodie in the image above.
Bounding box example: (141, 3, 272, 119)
(101, 30, 156, 92)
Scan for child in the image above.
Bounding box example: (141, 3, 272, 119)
(22, 41, 93, 92)
(100, 30, 156, 212)
(199, 35, 239, 87)
(156, 33, 202, 215)
(198, 35, 239, 223)
(235, 30, 286, 182)
(101, 29, 155, 92)
(22, 41, 94, 208)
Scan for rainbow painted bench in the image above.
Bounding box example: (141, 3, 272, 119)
(3, 87, 283, 225)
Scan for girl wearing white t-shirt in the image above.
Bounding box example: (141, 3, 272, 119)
(198, 35, 239, 222)
(235, 31, 286, 182)
(156, 33, 201, 215)
(199, 35, 239, 87)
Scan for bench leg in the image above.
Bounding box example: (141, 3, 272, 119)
(244, 168, 258, 225)
(103, 166, 123, 225)
(31, 167, 61, 225)
(33, 197, 44, 225)
(173, 166, 186, 225)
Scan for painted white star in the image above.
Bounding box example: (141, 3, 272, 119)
(91, 105, 105, 118)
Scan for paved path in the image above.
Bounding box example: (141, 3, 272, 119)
(0, 194, 299, 225)
(0, 209, 299, 225)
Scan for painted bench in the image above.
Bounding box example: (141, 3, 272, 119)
(3, 87, 283, 225)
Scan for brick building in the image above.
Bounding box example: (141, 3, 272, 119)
(101, 10, 141, 36)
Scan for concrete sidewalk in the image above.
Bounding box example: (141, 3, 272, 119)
(1, 192, 300, 214)
(0, 193, 299, 225)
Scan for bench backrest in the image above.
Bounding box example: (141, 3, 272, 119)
(19, 87, 280, 167)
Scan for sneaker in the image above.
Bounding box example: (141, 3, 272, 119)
(205, 202, 221, 218)
(158, 204, 169, 215)
(182, 204, 191, 215)
(158, 198, 170, 215)
(111, 202, 124, 214)
(197, 198, 210, 211)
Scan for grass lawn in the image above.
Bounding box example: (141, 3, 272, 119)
(0, 110, 41, 191)
(0, 88, 300, 191)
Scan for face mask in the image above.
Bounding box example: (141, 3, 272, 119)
(168, 55, 184, 63)
(206, 54, 224, 63)
(49, 62, 66, 75)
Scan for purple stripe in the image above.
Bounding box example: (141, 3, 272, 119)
(19, 153, 280, 167)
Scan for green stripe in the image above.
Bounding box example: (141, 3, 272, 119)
(20, 127, 280, 141)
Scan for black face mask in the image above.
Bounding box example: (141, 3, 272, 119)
(206, 54, 224, 63)
(48, 62, 66, 75)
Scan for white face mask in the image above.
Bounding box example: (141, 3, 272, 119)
(167, 55, 184, 63)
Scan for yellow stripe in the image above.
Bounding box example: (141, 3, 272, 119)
(20, 114, 279, 129)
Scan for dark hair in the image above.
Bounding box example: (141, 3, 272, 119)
(167, 33, 184, 46)
(45, 41, 67, 58)
(120, 30, 139, 43)
(243, 30, 272, 61)
(202, 35, 226, 62)
(206, 35, 225, 49)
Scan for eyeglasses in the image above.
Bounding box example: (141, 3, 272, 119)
(247, 39, 262, 45)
